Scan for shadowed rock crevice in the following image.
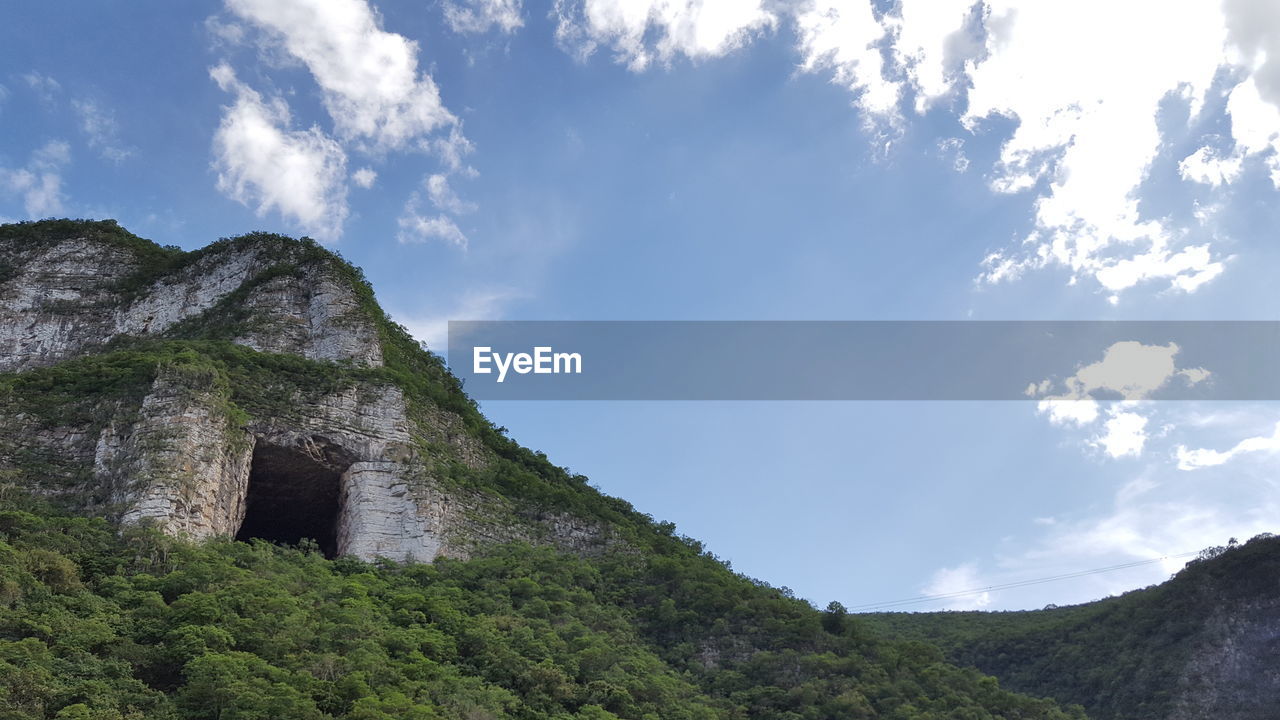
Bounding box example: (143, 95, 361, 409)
(235, 442, 349, 558)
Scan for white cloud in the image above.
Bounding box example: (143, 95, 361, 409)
(397, 211, 467, 248)
(72, 99, 133, 163)
(1179, 145, 1244, 187)
(425, 173, 476, 214)
(921, 563, 992, 610)
(1224, 72, 1280, 187)
(1224, 0, 1280, 108)
(23, 72, 61, 104)
(963, 2, 1229, 296)
(1030, 341, 1209, 404)
(444, 0, 523, 34)
(792, 0, 898, 120)
(1032, 342, 1207, 458)
(1176, 420, 1280, 470)
(554, 0, 775, 71)
(224, 0, 459, 152)
(892, 0, 981, 112)
(0, 140, 71, 218)
(352, 167, 377, 188)
(1037, 398, 1100, 427)
(549, 2, 1279, 299)
(210, 64, 349, 241)
(1094, 410, 1149, 458)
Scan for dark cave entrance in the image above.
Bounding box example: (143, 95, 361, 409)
(234, 442, 348, 558)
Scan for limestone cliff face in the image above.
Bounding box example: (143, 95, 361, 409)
(0, 221, 613, 562)
(0, 235, 381, 371)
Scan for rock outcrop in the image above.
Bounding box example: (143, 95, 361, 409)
(0, 220, 613, 562)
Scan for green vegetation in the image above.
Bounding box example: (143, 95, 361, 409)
(864, 534, 1280, 720)
(0, 219, 1192, 718)
(0, 495, 1084, 720)
(0, 220, 665, 532)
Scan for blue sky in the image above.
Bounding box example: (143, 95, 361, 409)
(3, 0, 1280, 610)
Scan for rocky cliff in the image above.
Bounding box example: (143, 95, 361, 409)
(0, 220, 615, 562)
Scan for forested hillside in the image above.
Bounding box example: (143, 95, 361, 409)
(0, 221, 1085, 719)
(0, 495, 1083, 719)
(865, 534, 1280, 720)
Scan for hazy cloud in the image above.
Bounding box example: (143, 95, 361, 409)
(444, 0, 523, 34)
(397, 208, 467, 248)
(921, 563, 992, 610)
(72, 99, 133, 163)
(0, 140, 71, 218)
(425, 173, 476, 214)
(1176, 421, 1280, 470)
(23, 71, 61, 104)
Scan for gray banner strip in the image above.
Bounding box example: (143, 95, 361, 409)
(446, 321, 1280, 400)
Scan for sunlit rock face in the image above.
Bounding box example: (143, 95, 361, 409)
(0, 235, 382, 372)
(0, 223, 612, 562)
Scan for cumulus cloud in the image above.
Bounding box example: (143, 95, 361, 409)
(0, 140, 71, 218)
(1030, 341, 1209, 404)
(548, 2, 1280, 299)
(554, 0, 776, 71)
(1176, 420, 1280, 470)
(962, 2, 1230, 297)
(1031, 341, 1207, 457)
(352, 167, 377, 189)
(1094, 411, 1149, 459)
(891, 0, 982, 112)
(224, 0, 459, 152)
(1224, 70, 1280, 188)
(792, 0, 897, 120)
(1037, 398, 1100, 427)
(444, 0, 523, 34)
(72, 99, 133, 163)
(210, 64, 349, 241)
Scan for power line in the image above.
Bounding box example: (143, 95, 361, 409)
(849, 551, 1201, 612)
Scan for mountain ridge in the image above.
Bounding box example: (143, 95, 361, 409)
(1, 218, 1274, 719)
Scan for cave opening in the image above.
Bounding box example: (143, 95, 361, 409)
(235, 442, 347, 559)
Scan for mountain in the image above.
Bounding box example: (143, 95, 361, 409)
(0, 219, 616, 562)
(865, 534, 1280, 720)
(0, 219, 1084, 720)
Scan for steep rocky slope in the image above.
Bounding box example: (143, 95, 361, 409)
(865, 534, 1280, 720)
(0, 220, 610, 563)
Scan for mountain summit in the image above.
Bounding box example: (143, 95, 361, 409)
(0, 219, 614, 562)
